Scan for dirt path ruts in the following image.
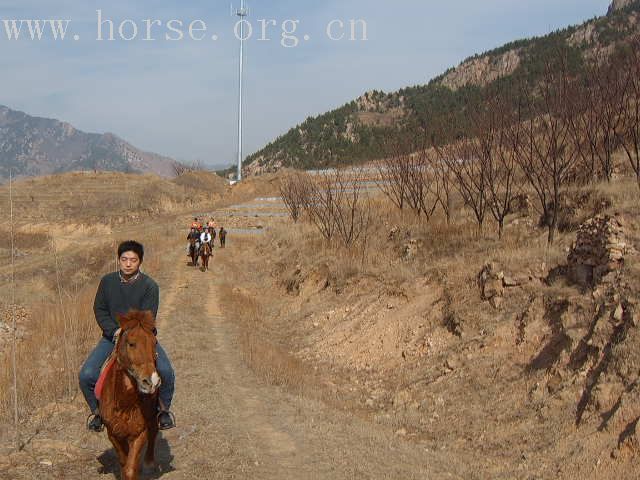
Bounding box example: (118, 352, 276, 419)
(154, 246, 465, 479)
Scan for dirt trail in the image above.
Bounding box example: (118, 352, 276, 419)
(1, 233, 467, 479)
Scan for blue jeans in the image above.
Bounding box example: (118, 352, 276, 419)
(78, 337, 175, 413)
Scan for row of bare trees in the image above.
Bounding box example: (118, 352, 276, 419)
(376, 39, 640, 244)
(279, 169, 372, 249)
(281, 40, 640, 247)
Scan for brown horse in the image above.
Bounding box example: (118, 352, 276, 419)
(100, 310, 160, 480)
(200, 241, 212, 271)
(189, 237, 199, 267)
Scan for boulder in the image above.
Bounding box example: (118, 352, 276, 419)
(478, 263, 505, 308)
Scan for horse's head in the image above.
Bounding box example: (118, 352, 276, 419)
(116, 310, 161, 395)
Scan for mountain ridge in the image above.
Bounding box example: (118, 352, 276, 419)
(0, 105, 177, 180)
(243, 0, 640, 176)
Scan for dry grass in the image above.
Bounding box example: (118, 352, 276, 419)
(0, 289, 99, 424)
(0, 230, 51, 250)
(218, 282, 312, 394)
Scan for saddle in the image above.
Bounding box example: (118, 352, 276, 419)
(95, 329, 122, 402)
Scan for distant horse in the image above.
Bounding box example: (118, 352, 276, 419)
(200, 241, 212, 271)
(99, 310, 160, 480)
(189, 238, 199, 267)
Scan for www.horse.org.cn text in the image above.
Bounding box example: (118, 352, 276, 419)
(0, 10, 369, 47)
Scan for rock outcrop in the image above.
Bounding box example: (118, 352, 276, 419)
(608, 0, 634, 15)
(567, 215, 627, 287)
(439, 50, 521, 91)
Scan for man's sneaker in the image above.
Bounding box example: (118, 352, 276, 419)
(158, 410, 176, 430)
(86, 413, 104, 432)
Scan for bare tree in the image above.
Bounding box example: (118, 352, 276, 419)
(375, 138, 411, 211)
(477, 83, 524, 238)
(438, 137, 488, 235)
(333, 168, 372, 248)
(172, 160, 206, 176)
(568, 68, 601, 183)
(616, 37, 640, 191)
(571, 54, 628, 183)
(432, 155, 455, 225)
(515, 53, 580, 244)
(305, 172, 338, 242)
(400, 148, 438, 220)
(280, 172, 311, 223)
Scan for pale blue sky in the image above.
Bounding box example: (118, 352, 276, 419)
(0, 1, 611, 168)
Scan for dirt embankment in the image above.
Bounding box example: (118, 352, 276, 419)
(220, 179, 640, 479)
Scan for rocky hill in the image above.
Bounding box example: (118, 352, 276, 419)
(244, 0, 640, 176)
(0, 105, 177, 181)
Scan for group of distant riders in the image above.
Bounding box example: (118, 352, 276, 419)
(187, 217, 227, 265)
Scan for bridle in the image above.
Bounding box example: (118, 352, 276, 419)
(114, 326, 159, 382)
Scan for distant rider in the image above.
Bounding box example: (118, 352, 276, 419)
(219, 227, 227, 248)
(200, 227, 212, 247)
(187, 227, 200, 256)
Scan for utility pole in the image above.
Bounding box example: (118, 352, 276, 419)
(9, 168, 19, 448)
(235, 0, 248, 182)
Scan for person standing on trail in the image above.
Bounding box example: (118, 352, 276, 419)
(219, 227, 226, 248)
(78, 240, 176, 432)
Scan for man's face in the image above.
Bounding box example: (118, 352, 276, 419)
(119, 251, 141, 275)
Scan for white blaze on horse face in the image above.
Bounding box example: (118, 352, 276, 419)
(151, 371, 161, 389)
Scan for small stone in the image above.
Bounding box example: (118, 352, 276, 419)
(395, 428, 407, 436)
(503, 276, 519, 287)
(490, 296, 503, 309)
(446, 356, 461, 371)
(613, 304, 624, 323)
(39, 460, 53, 467)
(365, 398, 375, 408)
(547, 373, 563, 394)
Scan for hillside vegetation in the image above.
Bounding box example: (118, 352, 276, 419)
(243, 1, 640, 175)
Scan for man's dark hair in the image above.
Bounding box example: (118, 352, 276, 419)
(118, 240, 144, 262)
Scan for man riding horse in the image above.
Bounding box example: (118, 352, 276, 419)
(200, 226, 213, 248)
(78, 240, 176, 432)
(186, 227, 200, 264)
(199, 227, 214, 271)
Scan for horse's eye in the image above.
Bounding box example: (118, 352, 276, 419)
(128, 342, 136, 348)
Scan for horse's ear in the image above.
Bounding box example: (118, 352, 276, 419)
(118, 311, 139, 331)
(140, 310, 156, 332)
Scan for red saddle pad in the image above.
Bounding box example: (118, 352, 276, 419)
(95, 356, 116, 401)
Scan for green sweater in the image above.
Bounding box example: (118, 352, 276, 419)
(93, 271, 159, 341)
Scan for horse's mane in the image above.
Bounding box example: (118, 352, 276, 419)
(117, 309, 156, 333)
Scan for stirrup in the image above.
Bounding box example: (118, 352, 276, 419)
(157, 410, 176, 430)
(86, 413, 104, 432)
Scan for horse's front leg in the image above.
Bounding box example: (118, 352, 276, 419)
(122, 432, 147, 480)
(108, 432, 128, 470)
(144, 422, 158, 472)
